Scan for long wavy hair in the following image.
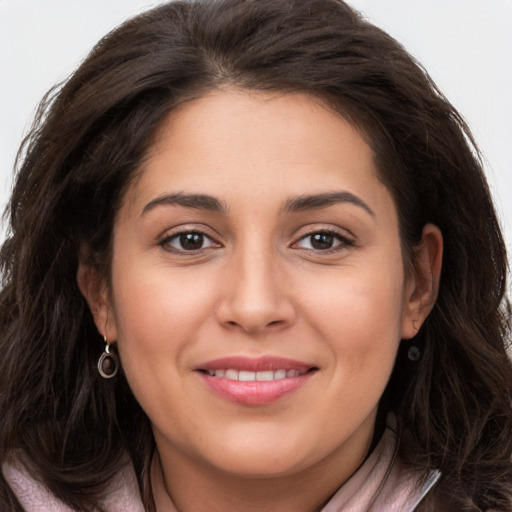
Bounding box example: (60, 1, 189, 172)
(1, 0, 510, 510)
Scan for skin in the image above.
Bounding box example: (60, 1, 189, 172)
(79, 89, 442, 512)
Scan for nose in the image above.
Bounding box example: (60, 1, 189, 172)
(216, 247, 296, 334)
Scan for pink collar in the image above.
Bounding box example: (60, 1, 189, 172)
(322, 423, 440, 511)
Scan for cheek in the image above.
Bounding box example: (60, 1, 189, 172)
(109, 263, 218, 383)
(298, 264, 405, 384)
(302, 266, 405, 337)
(109, 275, 207, 428)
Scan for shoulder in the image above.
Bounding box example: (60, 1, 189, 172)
(2, 458, 72, 511)
(323, 419, 441, 511)
(2, 456, 145, 512)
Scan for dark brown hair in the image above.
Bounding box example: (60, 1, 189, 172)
(1, 0, 511, 510)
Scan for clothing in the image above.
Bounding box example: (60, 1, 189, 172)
(2, 424, 440, 511)
(3, 461, 145, 512)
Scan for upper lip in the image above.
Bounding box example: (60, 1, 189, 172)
(197, 356, 315, 372)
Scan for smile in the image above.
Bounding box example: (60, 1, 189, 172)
(204, 369, 308, 380)
(197, 356, 317, 405)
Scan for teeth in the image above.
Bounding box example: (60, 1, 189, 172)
(225, 369, 238, 380)
(256, 371, 274, 381)
(239, 371, 256, 381)
(274, 369, 286, 379)
(205, 368, 306, 381)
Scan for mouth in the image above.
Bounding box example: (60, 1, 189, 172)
(196, 356, 318, 405)
(200, 368, 311, 381)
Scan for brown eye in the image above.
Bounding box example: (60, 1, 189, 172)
(162, 231, 218, 252)
(310, 233, 335, 250)
(294, 230, 352, 252)
(179, 232, 205, 250)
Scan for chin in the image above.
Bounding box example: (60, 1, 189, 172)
(197, 431, 320, 478)
(210, 454, 308, 479)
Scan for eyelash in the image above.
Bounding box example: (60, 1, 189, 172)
(292, 229, 354, 254)
(159, 227, 354, 255)
(159, 230, 221, 253)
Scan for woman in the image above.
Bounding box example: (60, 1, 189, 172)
(0, 0, 511, 510)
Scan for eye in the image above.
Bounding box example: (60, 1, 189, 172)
(294, 230, 352, 251)
(161, 231, 219, 252)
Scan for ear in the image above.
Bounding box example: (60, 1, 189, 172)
(401, 223, 443, 339)
(77, 262, 118, 341)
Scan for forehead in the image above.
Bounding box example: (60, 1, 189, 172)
(121, 89, 393, 221)
(152, 89, 372, 166)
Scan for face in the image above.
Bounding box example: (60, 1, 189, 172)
(82, 89, 433, 482)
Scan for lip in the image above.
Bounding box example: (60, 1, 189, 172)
(199, 355, 313, 372)
(196, 356, 317, 405)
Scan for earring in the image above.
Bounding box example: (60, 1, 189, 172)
(97, 337, 119, 379)
(408, 322, 421, 362)
(407, 342, 421, 362)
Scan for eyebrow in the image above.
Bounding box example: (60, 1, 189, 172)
(141, 191, 374, 218)
(141, 193, 227, 216)
(282, 192, 375, 217)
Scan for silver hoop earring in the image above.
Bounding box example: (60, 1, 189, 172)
(98, 337, 119, 379)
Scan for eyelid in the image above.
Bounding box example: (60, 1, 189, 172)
(291, 227, 355, 253)
(158, 225, 222, 253)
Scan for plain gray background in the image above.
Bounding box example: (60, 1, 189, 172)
(1, 0, 511, 253)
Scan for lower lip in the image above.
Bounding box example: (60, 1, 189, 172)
(198, 372, 314, 405)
